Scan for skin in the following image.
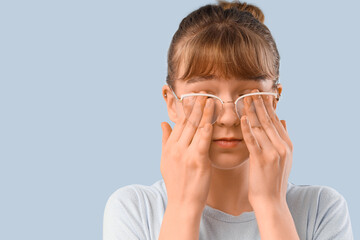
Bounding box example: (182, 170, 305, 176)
(159, 76, 299, 239)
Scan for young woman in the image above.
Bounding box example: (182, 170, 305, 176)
(103, 1, 353, 239)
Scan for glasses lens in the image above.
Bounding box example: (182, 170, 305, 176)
(182, 95, 222, 126)
(182, 93, 276, 125)
(235, 93, 277, 119)
(235, 97, 246, 119)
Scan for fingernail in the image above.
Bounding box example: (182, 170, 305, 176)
(252, 89, 260, 99)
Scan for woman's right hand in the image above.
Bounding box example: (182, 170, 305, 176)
(160, 93, 215, 211)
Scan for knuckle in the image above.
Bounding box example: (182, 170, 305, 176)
(185, 120, 197, 130)
(271, 152, 280, 162)
(288, 142, 294, 151)
(265, 150, 279, 163)
(278, 146, 287, 158)
(252, 125, 262, 132)
(185, 157, 200, 169)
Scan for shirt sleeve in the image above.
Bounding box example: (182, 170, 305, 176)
(313, 186, 353, 240)
(103, 186, 147, 240)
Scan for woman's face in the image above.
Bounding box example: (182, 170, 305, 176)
(162, 76, 282, 170)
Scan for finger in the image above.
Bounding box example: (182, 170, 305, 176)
(251, 126, 272, 151)
(262, 95, 292, 147)
(165, 109, 188, 144)
(244, 95, 273, 150)
(240, 115, 262, 156)
(198, 97, 215, 128)
(166, 92, 207, 144)
(250, 89, 286, 152)
(184, 93, 207, 127)
(179, 94, 213, 146)
(195, 123, 214, 157)
(191, 98, 215, 146)
(243, 95, 261, 127)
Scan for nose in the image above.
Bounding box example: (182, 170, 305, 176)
(215, 101, 240, 127)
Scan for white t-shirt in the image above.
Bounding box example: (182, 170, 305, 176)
(103, 179, 353, 240)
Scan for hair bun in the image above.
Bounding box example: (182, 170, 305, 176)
(217, 0, 265, 23)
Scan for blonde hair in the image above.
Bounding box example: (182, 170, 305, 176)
(166, 1, 280, 91)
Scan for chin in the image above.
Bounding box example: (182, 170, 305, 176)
(208, 145, 250, 170)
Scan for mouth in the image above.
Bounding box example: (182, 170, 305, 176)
(213, 139, 243, 148)
(213, 138, 242, 141)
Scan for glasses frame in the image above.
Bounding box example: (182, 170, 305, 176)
(168, 84, 280, 124)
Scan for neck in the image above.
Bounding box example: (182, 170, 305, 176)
(206, 160, 253, 216)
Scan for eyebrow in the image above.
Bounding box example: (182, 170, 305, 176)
(185, 76, 216, 84)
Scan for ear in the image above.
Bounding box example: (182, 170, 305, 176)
(273, 83, 282, 110)
(162, 84, 180, 123)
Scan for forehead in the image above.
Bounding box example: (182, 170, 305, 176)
(177, 76, 274, 91)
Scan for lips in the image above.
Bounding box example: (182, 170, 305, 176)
(213, 138, 242, 141)
(213, 138, 242, 148)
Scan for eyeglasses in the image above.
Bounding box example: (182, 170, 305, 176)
(168, 84, 280, 126)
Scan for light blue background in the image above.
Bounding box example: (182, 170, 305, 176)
(0, 0, 359, 239)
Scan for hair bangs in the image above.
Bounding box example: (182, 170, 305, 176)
(176, 24, 277, 83)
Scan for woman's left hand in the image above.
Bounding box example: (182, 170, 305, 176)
(241, 89, 293, 207)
